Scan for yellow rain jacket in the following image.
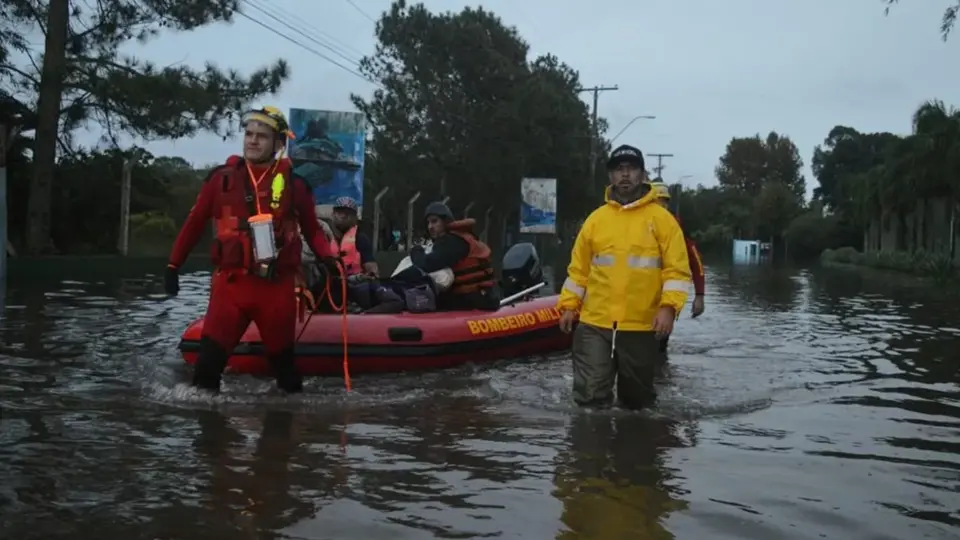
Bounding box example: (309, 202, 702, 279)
(558, 186, 692, 331)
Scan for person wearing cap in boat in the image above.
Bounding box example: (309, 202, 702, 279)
(310, 196, 380, 311)
(646, 179, 706, 353)
(557, 144, 692, 410)
(329, 196, 378, 277)
(163, 105, 339, 394)
(399, 201, 499, 311)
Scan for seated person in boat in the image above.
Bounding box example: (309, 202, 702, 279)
(301, 197, 379, 311)
(396, 201, 500, 311)
(328, 196, 379, 278)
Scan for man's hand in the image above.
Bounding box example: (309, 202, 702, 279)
(558, 310, 578, 334)
(692, 295, 705, 318)
(652, 306, 676, 339)
(363, 262, 380, 278)
(317, 256, 343, 278)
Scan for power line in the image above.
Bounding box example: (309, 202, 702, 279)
(253, 0, 367, 60)
(647, 153, 674, 178)
(243, 0, 365, 69)
(235, 3, 375, 85)
(344, 0, 376, 23)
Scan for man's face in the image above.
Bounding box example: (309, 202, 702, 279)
(332, 208, 357, 230)
(426, 215, 447, 239)
(243, 121, 281, 163)
(608, 162, 643, 196)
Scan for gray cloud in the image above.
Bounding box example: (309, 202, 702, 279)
(74, 0, 957, 197)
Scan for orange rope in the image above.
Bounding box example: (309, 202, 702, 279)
(295, 262, 352, 391)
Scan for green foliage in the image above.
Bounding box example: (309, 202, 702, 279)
(812, 100, 960, 261)
(5, 146, 205, 254)
(810, 126, 901, 223)
(0, 0, 289, 254)
(783, 210, 860, 260)
(1, 0, 288, 143)
(690, 224, 735, 254)
(351, 0, 600, 249)
(715, 132, 806, 199)
(679, 131, 806, 257)
(884, 1, 960, 40)
(822, 246, 956, 282)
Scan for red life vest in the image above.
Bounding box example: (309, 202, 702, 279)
(208, 156, 302, 275)
(447, 219, 495, 294)
(330, 225, 362, 276)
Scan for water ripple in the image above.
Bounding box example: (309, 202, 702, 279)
(0, 261, 958, 538)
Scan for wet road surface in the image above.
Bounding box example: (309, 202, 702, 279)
(0, 260, 958, 539)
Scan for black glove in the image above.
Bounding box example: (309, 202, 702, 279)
(410, 245, 426, 266)
(164, 264, 180, 296)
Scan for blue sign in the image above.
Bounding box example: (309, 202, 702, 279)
(519, 178, 557, 234)
(288, 108, 365, 213)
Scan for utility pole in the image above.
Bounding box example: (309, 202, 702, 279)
(117, 159, 133, 256)
(578, 84, 618, 185)
(0, 122, 19, 282)
(647, 153, 674, 179)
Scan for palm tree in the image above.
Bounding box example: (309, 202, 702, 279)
(909, 100, 960, 256)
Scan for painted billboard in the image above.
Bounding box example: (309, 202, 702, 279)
(519, 177, 557, 234)
(287, 108, 365, 217)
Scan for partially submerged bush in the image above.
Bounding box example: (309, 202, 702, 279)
(821, 247, 956, 282)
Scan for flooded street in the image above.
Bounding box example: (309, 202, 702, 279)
(0, 260, 958, 539)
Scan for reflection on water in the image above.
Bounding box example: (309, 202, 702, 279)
(554, 414, 689, 539)
(0, 258, 958, 539)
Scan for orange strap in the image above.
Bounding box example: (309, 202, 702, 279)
(244, 160, 279, 215)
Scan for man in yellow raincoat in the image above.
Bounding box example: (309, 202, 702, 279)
(557, 144, 692, 409)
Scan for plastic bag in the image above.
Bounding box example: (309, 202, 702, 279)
(403, 283, 437, 313)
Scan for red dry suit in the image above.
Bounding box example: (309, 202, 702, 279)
(167, 156, 334, 356)
(676, 216, 705, 296)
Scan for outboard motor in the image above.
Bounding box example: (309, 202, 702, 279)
(500, 242, 543, 298)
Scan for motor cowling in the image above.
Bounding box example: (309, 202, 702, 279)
(500, 242, 543, 297)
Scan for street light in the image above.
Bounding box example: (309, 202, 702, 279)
(610, 115, 656, 144)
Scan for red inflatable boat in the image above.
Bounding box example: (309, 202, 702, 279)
(178, 294, 571, 376)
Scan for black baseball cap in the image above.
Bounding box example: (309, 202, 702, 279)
(607, 144, 645, 170)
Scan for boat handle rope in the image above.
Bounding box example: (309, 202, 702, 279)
(297, 261, 352, 392)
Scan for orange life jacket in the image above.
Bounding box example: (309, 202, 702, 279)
(447, 219, 495, 294)
(330, 225, 362, 276)
(209, 156, 301, 276)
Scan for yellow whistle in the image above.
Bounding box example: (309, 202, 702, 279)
(270, 173, 284, 209)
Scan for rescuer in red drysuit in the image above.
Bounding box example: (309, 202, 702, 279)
(163, 106, 337, 393)
(647, 181, 705, 353)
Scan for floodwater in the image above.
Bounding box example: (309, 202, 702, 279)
(1, 259, 959, 539)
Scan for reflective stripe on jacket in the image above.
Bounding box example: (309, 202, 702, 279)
(557, 186, 692, 331)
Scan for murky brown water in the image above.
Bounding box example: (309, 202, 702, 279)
(1, 259, 959, 539)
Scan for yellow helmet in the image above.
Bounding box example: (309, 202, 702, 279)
(647, 181, 671, 200)
(241, 105, 294, 139)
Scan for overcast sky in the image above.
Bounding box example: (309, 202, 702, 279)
(88, 0, 958, 197)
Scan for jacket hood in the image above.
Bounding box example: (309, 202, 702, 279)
(603, 183, 659, 211)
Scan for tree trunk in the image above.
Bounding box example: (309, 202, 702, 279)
(25, 0, 70, 255)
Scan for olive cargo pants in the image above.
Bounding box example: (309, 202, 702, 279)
(571, 322, 660, 410)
